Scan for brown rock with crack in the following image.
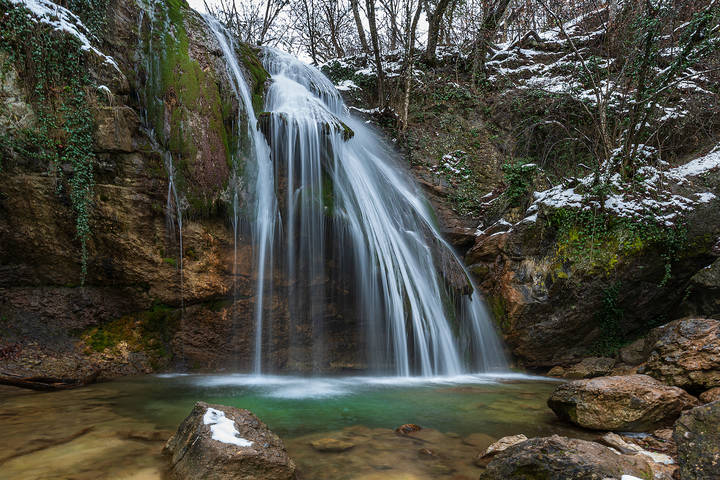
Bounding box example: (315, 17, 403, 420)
(164, 402, 296, 480)
(548, 374, 699, 431)
(480, 435, 652, 480)
(640, 318, 720, 392)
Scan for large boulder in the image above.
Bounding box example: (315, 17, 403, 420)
(480, 435, 652, 480)
(164, 402, 296, 480)
(548, 375, 699, 431)
(640, 318, 720, 392)
(674, 401, 720, 480)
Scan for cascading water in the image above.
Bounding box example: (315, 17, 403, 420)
(203, 16, 278, 374)
(205, 18, 506, 376)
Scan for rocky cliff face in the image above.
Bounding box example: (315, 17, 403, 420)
(465, 177, 720, 369)
(0, 0, 350, 378)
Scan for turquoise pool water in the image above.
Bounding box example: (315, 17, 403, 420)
(0, 373, 579, 480)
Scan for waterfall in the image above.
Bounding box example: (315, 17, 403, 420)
(203, 16, 277, 374)
(204, 18, 506, 376)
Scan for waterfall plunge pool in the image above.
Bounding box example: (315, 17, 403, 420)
(0, 373, 590, 479)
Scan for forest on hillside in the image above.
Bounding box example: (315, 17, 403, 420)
(207, 0, 720, 177)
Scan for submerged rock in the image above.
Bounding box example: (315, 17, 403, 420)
(480, 435, 652, 480)
(310, 438, 355, 452)
(164, 402, 296, 480)
(548, 375, 698, 431)
(674, 401, 720, 480)
(395, 424, 422, 435)
(640, 318, 720, 392)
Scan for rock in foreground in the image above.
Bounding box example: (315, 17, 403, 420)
(480, 435, 652, 480)
(548, 375, 698, 431)
(640, 318, 720, 392)
(674, 401, 720, 480)
(164, 402, 296, 480)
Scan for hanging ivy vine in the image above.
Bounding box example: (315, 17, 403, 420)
(0, 0, 99, 282)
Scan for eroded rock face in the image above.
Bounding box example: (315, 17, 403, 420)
(466, 180, 720, 370)
(684, 257, 720, 317)
(640, 318, 720, 392)
(674, 401, 720, 480)
(480, 435, 652, 480)
(548, 375, 699, 431)
(164, 402, 296, 480)
(699, 387, 720, 404)
(547, 356, 616, 379)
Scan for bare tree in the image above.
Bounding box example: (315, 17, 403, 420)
(379, 0, 403, 50)
(366, 0, 386, 106)
(204, 0, 289, 46)
(350, 0, 370, 53)
(532, 0, 720, 176)
(399, 0, 423, 128)
(471, 0, 512, 83)
(423, 0, 453, 63)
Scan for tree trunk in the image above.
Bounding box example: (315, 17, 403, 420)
(471, 0, 512, 83)
(350, 0, 370, 53)
(424, 0, 453, 64)
(365, 0, 385, 107)
(401, 1, 423, 130)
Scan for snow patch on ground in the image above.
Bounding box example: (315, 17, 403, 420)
(669, 147, 720, 178)
(349, 106, 380, 114)
(519, 145, 720, 226)
(203, 408, 253, 447)
(335, 79, 359, 91)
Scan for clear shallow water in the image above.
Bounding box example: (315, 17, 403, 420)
(0, 374, 581, 480)
(114, 373, 560, 437)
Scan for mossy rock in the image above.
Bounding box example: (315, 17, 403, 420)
(138, 0, 239, 218)
(238, 43, 270, 115)
(81, 304, 180, 368)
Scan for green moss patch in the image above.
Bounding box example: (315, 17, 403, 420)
(81, 304, 180, 368)
(238, 43, 269, 115)
(550, 207, 687, 282)
(138, 0, 237, 216)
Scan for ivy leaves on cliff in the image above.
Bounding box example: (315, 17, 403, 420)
(0, 0, 109, 282)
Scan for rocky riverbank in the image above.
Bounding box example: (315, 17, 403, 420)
(483, 317, 720, 479)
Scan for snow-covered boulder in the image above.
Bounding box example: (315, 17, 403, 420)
(164, 402, 296, 480)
